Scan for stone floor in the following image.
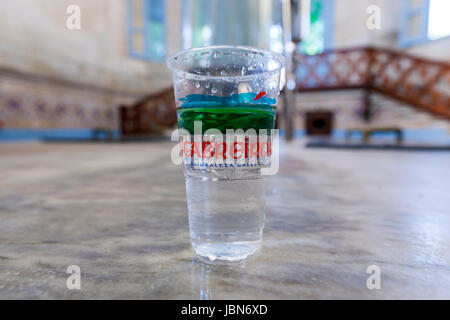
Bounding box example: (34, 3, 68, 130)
(0, 140, 449, 299)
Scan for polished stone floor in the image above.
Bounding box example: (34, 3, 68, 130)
(0, 141, 449, 299)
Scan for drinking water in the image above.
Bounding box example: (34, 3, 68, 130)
(185, 167, 265, 262)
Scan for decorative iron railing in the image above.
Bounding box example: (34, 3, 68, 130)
(294, 47, 450, 119)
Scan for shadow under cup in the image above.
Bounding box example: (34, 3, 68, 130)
(167, 46, 285, 263)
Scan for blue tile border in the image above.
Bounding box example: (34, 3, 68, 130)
(1, 128, 448, 144)
(279, 129, 450, 144)
(0, 129, 120, 142)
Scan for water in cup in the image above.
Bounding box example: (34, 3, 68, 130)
(186, 167, 265, 262)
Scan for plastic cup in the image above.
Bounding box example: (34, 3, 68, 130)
(167, 46, 284, 262)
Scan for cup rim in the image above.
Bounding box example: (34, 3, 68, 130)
(166, 45, 285, 81)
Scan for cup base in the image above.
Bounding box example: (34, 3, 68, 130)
(192, 240, 261, 263)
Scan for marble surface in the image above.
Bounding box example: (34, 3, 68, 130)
(0, 140, 449, 299)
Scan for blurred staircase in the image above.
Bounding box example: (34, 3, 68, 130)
(294, 47, 450, 120)
(119, 87, 176, 138)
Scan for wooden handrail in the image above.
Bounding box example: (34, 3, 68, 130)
(294, 47, 450, 119)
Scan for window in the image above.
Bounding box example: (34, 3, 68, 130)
(399, 0, 450, 47)
(181, 0, 213, 49)
(181, 0, 283, 50)
(180, 0, 333, 55)
(299, 0, 334, 55)
(428, 0, 450, 40)
(268, 0, 283, 54)
(127, 0, 166, 61)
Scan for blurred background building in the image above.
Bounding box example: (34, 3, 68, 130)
(0, 0, 449, 143)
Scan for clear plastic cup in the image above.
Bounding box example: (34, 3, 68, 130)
(167, 46, 284, 262)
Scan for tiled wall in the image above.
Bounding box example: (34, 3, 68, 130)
(0, 76, 138, 130)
